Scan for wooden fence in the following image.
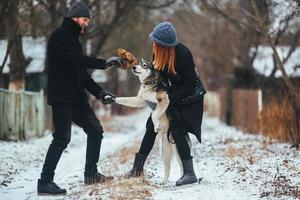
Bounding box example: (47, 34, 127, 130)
(0, 89, 45, 140)
(205, 88, 299, 143)
(231, 89, 262, 133)
(206, 88, 262, 134)
(204, 91, 221, 117)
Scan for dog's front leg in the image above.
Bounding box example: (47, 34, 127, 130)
(115, 96, 146, 108)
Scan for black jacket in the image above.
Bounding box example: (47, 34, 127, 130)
(47, 17, 106, 105)
(162, 43, 204, 141)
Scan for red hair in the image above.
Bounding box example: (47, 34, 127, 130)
(152, 43, 176, 74)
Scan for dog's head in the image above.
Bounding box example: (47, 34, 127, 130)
(132, 58, 155, 82)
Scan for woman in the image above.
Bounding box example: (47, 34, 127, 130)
(128, 22, 204, 186)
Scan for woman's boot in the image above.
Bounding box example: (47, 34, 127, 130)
(175, 158, 197, 186)
(127, 153, 146, 177)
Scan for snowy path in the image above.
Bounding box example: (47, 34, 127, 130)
(0, 109, 150, 200)
(151, 117, 300, 200)
(1, 109, 300, 200)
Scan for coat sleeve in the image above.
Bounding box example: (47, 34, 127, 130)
(170, 49, 196, 103)
(53, 33, 107, 70)
(84, 73, 103, 98)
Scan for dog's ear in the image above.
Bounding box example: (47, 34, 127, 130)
(140, 58, 155, 70)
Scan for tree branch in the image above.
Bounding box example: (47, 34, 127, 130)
(35, 0, 64, 17)
(199, 0, 262, 33)
(136, 0, 177, 9)
(283, 27, 300, 64)
(251, 0, 300, 112)
(250, 31, 260, 66)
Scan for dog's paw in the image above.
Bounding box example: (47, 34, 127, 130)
(114, 97, 120, 104)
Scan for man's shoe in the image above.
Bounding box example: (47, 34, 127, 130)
(37, 179, 66, 195)
(84, 172, 114, 185)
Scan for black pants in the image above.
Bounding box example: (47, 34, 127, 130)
(138, 108, 192, 160)
(40, 103, 103, 181)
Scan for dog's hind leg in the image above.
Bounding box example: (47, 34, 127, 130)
(152, 92, 169, 132)
(162, 133, 173, 184)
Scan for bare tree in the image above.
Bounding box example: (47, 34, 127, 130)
(0, 0, 31, 90)
(269, 9, 300, 77)
(0, 0, 14, 88)
(190, 0, 300, 145)
(198, 0, 300, 77)
(251, 0, 300, 146)
(198, 0, 265, 68)
(35, 0, 176, 57)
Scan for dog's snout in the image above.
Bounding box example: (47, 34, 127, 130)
(133, 66, 137, 70)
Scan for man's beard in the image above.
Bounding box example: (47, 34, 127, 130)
(80, 26, 87, 35)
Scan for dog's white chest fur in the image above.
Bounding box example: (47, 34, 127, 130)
(139, 85, 158, 103)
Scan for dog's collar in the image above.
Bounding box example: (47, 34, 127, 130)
(142, 79, 160, 85)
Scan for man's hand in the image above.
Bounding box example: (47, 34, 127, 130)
(98, 90, 116, 104)
(105, 56, 125, 68)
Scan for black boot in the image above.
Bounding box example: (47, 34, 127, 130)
(84, 165, 113, 185)
(37, 179, 66, 195)
(175, 158, 197, 186)
(127, 153, 146, 178)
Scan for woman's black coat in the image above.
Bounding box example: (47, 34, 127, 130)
(161, 43, 204, 142)
(47, 17, 107, 105)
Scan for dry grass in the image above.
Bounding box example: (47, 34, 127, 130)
(260, 98, 299, 144)
(222, 137, 236, 145)
(224, 145, 241, 159)
(83, 141, 155, 200)
(260, 175, 300, 199)
(87, 177, 153, 200)
(224, 145, 259, 165)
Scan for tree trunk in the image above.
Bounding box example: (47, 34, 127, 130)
(251, 0, 300, 146)
(0, 40, 14, 88)
(9, 30, 29, 90)
(6, 0, 31, 91)
(0, 0, 14, 88)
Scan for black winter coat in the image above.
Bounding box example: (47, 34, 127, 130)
(161, 43, 204, 142)
(47, 17, 106, 105)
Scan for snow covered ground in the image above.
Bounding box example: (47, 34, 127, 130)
(1, 108, 300, 200)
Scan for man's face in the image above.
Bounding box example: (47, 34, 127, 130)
(73, 17, 89, 34)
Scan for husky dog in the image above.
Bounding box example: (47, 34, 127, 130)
(115, 59, 191, 183)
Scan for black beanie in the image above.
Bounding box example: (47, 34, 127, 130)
(67, 0, 91, 19)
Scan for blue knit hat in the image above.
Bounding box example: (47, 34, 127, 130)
(149, 22, 178, 47)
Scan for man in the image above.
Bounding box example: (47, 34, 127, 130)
(37, 0, 123, 195)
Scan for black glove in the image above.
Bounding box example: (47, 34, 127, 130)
(98, 90, 116, 104)
(105, 56, 124, 68)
